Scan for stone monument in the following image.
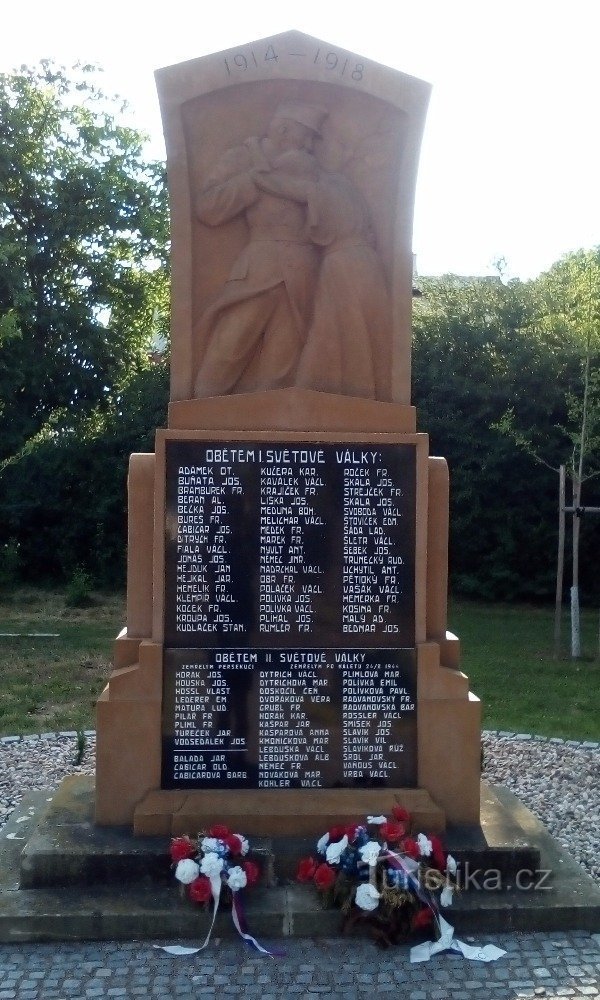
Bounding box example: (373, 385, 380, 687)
(95, 31, 481, 838)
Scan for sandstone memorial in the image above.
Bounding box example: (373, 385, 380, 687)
(94, 30, 482, 838)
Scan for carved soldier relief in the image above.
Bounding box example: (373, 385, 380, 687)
(192, 100, 394, 400)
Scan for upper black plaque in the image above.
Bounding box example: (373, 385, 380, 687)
(164, 441, 416, 647)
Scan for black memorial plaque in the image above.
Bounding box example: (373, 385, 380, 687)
(162, 647, 417, 789)
(161, 439, 419, 791)
(164, 440, 416, 648)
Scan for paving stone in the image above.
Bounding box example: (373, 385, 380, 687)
(0, 932, 599, 996)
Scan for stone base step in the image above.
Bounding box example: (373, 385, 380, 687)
(1, 779, 599, 942)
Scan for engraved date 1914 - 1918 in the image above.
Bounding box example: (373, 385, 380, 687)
(223, 43, 365, 82)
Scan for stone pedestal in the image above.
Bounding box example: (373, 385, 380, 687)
(96, 390, 481, 834)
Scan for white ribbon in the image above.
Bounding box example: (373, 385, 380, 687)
(410, 915, 506, 964)
(194, 872, 222, 951)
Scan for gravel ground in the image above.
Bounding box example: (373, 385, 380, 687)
(0, 730, 598, 887)
(0, 732, 96, 832)
(481, 733, 600, 885)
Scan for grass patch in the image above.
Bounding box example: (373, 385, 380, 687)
(0, 590, 598, 741)
(0, 588, 124, 736)
(450, 599, 600, 741)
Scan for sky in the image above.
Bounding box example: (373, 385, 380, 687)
(1, 0, 599, 281)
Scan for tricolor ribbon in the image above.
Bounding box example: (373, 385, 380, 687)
(191, 877, 283, 957)
(231, 891, 284, 957)
(384, 850, 506, 964)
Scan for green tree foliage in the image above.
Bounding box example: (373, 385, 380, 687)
(0, 61, 169, 465)
(412, 269, 600, 601)
(0, 62, 170, 584)
(0, 359, 169, 585)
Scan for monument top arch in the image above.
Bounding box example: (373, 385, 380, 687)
(155, 30, 430, 405)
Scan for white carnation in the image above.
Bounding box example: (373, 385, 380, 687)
(316, 832, 330, 855)
(417, 833, 432, 857)
(234, 835, 250, 856)
(325, 834, 348, 865)
(200, 837, 220, 854)
(359, 840, 381, 867)
(200, 853, 224, 878)
(440, 885, 454, 908)
(355, 882, 380, 911)
(366, 815, 386, 824)
(174, 859, 200, 884)
(446, 854, 457, 875)
(226, 865, 248, 891)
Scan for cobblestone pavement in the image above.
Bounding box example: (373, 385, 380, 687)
(0, 931, 598, 999)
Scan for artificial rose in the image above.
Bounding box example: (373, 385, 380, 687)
(345, 824, 360, 843)
(313, 863, 336, 890)
(175, 859, 200, 884)
(208, 824, 230, 839)
(226, 865, 248, 891)
(392, 805, 411, 825)
(430, 835, 446, 872)
(188, 875, 212, 903)
(170, 836, 196, 863)
(296, 857, 318, 883)
(446, 854, 458, 876)
(200, 853, 224, 878)
(224, 833, 243, 855)
(328, 824, 346, 842)
(242, 859, 260, 887)
(417, 833, 433, 858)
(359, 840, 381, 867)
(325, 834, 348, 866)
(316, 832, 330, 855)
(355, 882, 380, 912)
(380, 821, 405, 843)
(411, 906, 433, 931)
(402, 837, 420, 861)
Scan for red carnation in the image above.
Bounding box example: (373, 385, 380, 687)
(429, 835, 446, 872)
(328, 825, 346, 842)
(392, 805, 411, 825)
(224, 833, 243, 855)
(411, 906, 433, 931)
(402, 837, 420, 861)
(170, 836, 196, 863)
(380, 820, 405, 843)
(242, 860, 260, 887)
(208, 824, 230, 839)
(313, 862, 336, 890)
(296, 856, 318, 883)
(188, 875, 212, 904)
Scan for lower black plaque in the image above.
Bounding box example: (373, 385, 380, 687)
(162, 647, 417, 789)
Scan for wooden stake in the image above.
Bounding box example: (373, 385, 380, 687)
(554, 464, 566, 659)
